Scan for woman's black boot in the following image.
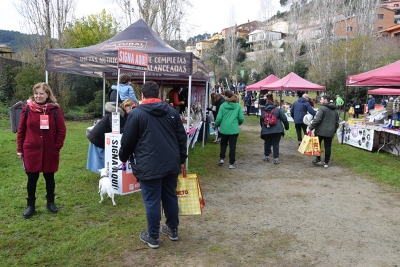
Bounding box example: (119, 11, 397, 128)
(23, 198, 36, 218)
(46, 195, 58, 213)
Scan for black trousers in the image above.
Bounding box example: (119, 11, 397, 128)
(295, 123, 308, 142)
(219, 133, 239, 165)
(262, 133, 282, 159)
(316, 136, 333, 164)
(26, 172, 55, 199)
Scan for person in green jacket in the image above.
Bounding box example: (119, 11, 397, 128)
(309, 95, 339, 168)
(214, 90, 244, 169)
(335, 95, 344, 116)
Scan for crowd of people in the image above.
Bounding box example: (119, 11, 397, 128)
(17, 78, 396, 250)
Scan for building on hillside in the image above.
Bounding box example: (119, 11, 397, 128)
(334, 7, 395, 37)
(247, 29, 284, 50)
(377, 23, 400, 36)
(195, 40, 214, 58)
(0, 45, 23, 76)
(208, 33, 223, 43)
(380, 0, 400, 20)
(221, 20, 259, 38)
(267, 19, 289, 34)
(0, 45, 13, 59)
(185, 44, 198, 57)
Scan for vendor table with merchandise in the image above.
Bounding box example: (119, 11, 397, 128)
(342, 121, 400, 156)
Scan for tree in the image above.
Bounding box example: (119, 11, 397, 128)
(14, 63, 45, 103)
(63, 10, 119, 48)
(15, 0, 77, 109)
(0, 63, 21, 105)
(224, 8, 240, 79)
(112, 0, 191, 42)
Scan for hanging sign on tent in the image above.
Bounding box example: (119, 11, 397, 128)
(118, 48, 148, 72)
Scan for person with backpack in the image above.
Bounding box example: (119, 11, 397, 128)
(260, 100, 289, 165)
(214, 90, 244, 169)
(16, 82, 66, 218)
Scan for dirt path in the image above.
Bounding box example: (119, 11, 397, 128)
(124, 119, 400, 267)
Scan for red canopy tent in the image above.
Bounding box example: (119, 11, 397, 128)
(346, 60, 400, 87)
(246, 74, 279, 91)
(367, 88, 400, 95)
(261, 72, 325, 91)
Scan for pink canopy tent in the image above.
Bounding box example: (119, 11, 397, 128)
(346, 60, 400, 87)
(261, 72, 325, 91)
(246, 74, 279, 91)
(367, 88, 400, 95)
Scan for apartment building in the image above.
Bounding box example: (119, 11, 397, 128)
(380, 0, 400, 20)
(334, 7, 395, 37)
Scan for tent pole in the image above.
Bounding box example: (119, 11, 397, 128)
(342, 86, 349, 145)
(185, 75, 192, 170)
(202, 81, 209, 147)
(143, 71, 146, 83)
(46, 71, 48, 84)
(103, 73, 106, 116)
(116, 69, 121, 113)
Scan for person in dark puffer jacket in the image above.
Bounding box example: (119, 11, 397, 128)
(260, 100, 289, 165)
(119, 81, 187, 249)
(309, 95, 339, 168)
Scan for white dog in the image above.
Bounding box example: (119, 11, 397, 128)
(98, 168, 116, 206)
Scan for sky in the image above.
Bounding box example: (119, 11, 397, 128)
(0, 0, 284, 40)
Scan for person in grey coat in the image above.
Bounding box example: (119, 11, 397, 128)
(260, 101, 289, 165)
(309, 95, 339, 168)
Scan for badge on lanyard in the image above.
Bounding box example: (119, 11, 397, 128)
(40, 115, 49, 129)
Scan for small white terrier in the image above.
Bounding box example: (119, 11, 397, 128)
(98, 168, 116, 206)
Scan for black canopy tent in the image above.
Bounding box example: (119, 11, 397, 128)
(45, 19, 210, 165)
(46, 19, 209, 113)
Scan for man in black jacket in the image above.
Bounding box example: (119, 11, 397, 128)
(119, 81, 188, 249)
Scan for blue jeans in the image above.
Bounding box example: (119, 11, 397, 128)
(140, 173, 179, 236)
(219, 133, 239, 164)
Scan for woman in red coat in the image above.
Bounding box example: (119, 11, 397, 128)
(17, 82, 66, 218)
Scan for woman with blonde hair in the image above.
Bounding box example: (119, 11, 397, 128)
(86, 98, 135, 173)
(17, 82, 66, 218)
(214, 90, 244, 169)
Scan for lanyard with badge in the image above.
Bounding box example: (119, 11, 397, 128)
(40, 104, 49, 129)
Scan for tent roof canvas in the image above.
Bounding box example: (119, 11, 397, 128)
(46, 19, 208, 83)
(367, 88, 400, 95)
(246, 74, 279, 91)
(260, 72, 325, 91)
(346, 60, 400, 87)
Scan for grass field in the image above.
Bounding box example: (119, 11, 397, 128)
(1, 110, 399, 266)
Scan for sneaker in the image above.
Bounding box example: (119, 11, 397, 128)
(228, 164, 236, 169)
(161, 226, 178, 241)
(139, 232, 159, 249)
(263, 156, 269, 162)
(274, 158, 279, 165)
(312, 159, 322, 166)
(218, 158, 224, 165)
(323, 162, 328, 168)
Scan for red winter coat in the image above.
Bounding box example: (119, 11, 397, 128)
(17, 106, 66, 173)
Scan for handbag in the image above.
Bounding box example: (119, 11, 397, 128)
(298, 132, 321, 156)
(176, 165, 205, 215)
(348, 106, 355, 115)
